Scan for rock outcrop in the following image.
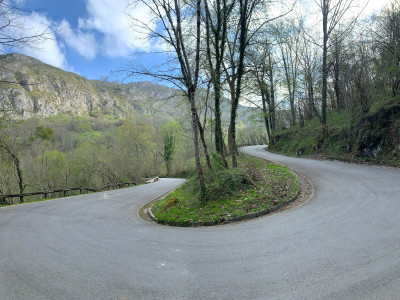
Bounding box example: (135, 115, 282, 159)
(0, 53, 181, 119)
(351, 99, 400, 158)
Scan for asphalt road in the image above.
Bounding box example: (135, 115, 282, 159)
(1, 145, 400, 299)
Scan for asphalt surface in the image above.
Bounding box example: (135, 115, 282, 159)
(1, 145, 400, 299)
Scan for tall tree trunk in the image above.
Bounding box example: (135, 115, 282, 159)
(261, 88, 271, 141)
(196, 112, 212, 170)
(321, 0, 329, 135)
(204, 0, 231, 168)
(282, 49, 296, 126)
(268, 52, 276, 130)
(189, 89, 205, 199)
(227, 81, 236, 154)
(231, 0, 248, 168)
(214, 81, 228, 167)
(321, 0, 328, 135)
(333, 46, 341, 110)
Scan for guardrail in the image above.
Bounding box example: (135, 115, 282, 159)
(0, 182, 136, 205)
(0, 176, 161, 205)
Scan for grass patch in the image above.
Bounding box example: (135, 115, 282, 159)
(271, 110, 350, 157)
(269, 102, 400, 167)
(151, 155, 299, 226)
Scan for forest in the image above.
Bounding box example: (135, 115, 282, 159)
(1, 0, 400, 202)
(0, 107, 266, 200)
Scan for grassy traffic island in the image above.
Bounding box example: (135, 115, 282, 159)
(149, 155, 299, 226)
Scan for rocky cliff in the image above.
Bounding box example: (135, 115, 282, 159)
(0, 53, 181, 119)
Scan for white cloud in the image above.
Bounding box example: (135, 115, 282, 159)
(2, 0, 164, 69)
(362, 0, 391, 16)
(58, 19, 97, 59)
(66, 0, 154, 58)
(0, 3, 67, 69)
(19, 13, 68, 69)
(295, 0, 393, 40)
(299, 0, 392, 28)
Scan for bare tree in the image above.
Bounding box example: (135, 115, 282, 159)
(298, 33, 321, 121)
(373, 0, 400, 96)
(0, 124, 25, 201)
(274, 20, 301, 126)
(0, 1, 49, 53)
(126, 0, 206, 199)
(224, 0, 293, 167)
(204, 0, 235, 166)
(314, 0, 364, 134)
(247, 38, 275, 141)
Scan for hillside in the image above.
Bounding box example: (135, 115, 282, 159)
(0, 53, 181, 119)
(269, 97, 400, 166)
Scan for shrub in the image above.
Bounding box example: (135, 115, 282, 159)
(36, 125, 54, 141)
(204, 169, 253, 200)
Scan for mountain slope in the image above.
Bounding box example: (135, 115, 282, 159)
(0, 53, 181, 119)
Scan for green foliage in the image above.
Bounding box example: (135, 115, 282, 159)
(70, 116, 92, 133)
(118, 116, 157, 181)
(159, 119, 185, 176)
(35, 150, 66, 190)
(162, 131, 175, 161)
(236, 120, 268, 146)
(46, 114, 70, 124)
(270, 101, 400, 166)
(35, 125, 54, 140)
(163, 197, 178, 209)
(204, 168, 252, 198)
(368, 95, 399, 115)
(160, 121, 178, 176)
(210, 152, 225, 170)
(0, 113, 195, 198)
(0, 146, 20, 195)
(104, 114, 117, 121)
(270, 110, 350, 156)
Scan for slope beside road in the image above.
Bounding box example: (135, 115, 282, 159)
(1, 145, 400, 299)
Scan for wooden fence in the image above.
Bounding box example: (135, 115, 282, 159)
(0, 182, 139, 205)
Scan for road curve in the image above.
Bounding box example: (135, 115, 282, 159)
(1, 145, 400, 299)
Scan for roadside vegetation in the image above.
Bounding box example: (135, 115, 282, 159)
(270, 96, 400, 167)
(0, 114, 191, 203)
(151, 155, 298, 226)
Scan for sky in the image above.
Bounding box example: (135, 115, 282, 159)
(10, 0, 392, 82)
(12, 0, 161, 82)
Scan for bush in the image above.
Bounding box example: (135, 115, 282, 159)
(36, 125, 54, 140)
(204, 169, 253, 199)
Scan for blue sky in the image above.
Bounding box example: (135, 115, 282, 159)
(11, 0, 164, 82)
